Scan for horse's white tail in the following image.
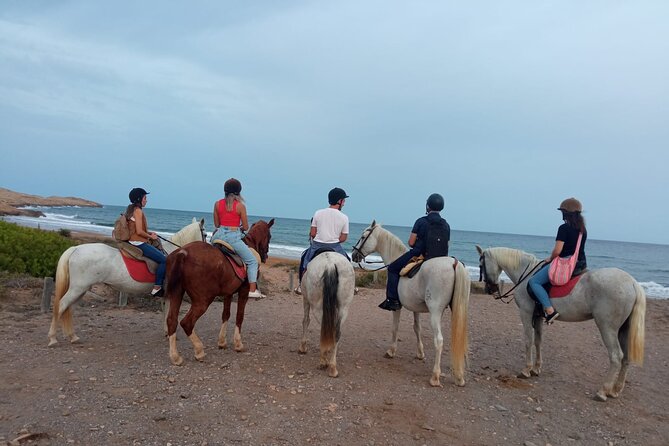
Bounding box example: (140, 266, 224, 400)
(320, 265, 340, 354)
(450, 260, 470, 383)
(48, 246, 76, 345)
(628, 281, 646, 366)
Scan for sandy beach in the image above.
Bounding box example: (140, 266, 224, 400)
(0, 225, 667, 445)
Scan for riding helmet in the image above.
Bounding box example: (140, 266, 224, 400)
(224, 178, 242, 195)
(129, 187, 149, 204)
(328, 187, 349, 205)
(558, 197, 582, 213)
(426, 193, 444, 212)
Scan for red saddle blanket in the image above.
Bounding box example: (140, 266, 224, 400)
(121, 253, 155, 283)
(549, 275, 582, 298)
(225, 255, 247, 281)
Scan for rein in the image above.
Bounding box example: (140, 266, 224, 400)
(157, 234, 181, 248)
(480, 253, 545, 303)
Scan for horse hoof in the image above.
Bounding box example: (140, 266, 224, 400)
(171, 356, 184, 366)
(195, 353, 206, 362)
(384, 351, 395, 359)
(416, 354, 425, 361)
(328, 368, 339, 378)
(429, 377, 443, 387)
(454, 378, 466, 387)
(594, 392, 608, 402)
(218, 343, 228, 350)
(298, 348, 307, 355)
(69, 335, 81, 344)
(234, 345, 246, 353)
(530, 369, 540, 377)
(48, 339, 58, 347)
(517, 371, 531, 379)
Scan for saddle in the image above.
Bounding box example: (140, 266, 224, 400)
(400, 255, 424, 278)
(527, 268, 588, 303)
(211, 240, 262, 281)
(117, 242, 158, 274)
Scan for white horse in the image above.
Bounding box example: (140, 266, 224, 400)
(47, 218, 206, 347)
(476, 245, 646, 401)
(298, 252, 356, 378)
(351, 221, 470, 387)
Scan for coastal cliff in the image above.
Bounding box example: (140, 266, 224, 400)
(0, 188, 102, 217)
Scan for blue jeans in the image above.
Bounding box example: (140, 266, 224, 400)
(528, 263, 552, 310)
(299, 241, 350, 281)
(386, 250, 419, 302)
(212, 229, 259, 283)
(138, 242, 166, 286)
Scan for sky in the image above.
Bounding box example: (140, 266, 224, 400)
(1, 1, 667, 245)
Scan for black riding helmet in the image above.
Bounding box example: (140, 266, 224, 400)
(129, 187, 149, 205)
(328, 187, 349, 205)
(426, 193, 444, 212)
(224, 178, 242, 195)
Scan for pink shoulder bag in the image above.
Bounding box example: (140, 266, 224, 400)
(548, 232, 583, 286)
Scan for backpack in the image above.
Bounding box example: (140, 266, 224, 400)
(112, 213, 131, 241)
(424, 220, 450, 260)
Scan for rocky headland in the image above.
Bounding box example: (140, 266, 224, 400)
(0, 187, 101, 217)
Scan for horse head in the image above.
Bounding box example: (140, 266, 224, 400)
(352, 220, 379, 263)
(244, 218, 274, 263)
(476, 245, 502, 296)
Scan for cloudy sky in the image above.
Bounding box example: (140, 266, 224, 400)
(1, 1, 667, 244)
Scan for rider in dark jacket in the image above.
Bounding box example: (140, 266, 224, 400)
(378, 193, 450, 311)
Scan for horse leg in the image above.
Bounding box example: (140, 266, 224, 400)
(413, 312, 425, 360)
(50, 287, 87, 345)
(384, 310, 402, 359)
(218, 295, 233, 349)
(594, 324, 624, 402)
(232, 293, 249, 352)
(612, 323, 631, 397)
(428, 311, 444, 387)
(298, 296, 310, 354)
(179, 300, 210, 362)
(531, 316, 543, 376)
(166, 292, 184, 366)
(518, 312, 536, 379)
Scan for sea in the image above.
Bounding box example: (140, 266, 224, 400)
(3, 205, 669, 299)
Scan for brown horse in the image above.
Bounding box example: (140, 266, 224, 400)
(165, 218, 274, 365)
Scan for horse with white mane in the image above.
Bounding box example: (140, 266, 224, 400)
(352, 221, 470, 387)
(47, 218, 206, 347)
(476, 245, 646, 401)
(298, 252, 356, 378)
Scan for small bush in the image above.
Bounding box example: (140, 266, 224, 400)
(58, 228, 72, 238)
(0, 221, 76, 277)
(355, 269, 387, 288)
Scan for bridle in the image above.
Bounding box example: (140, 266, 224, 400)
(479, 251, 545, 303)
(352, 226, 388, 271)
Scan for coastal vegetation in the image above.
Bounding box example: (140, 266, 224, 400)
(0, 221, 75, 277)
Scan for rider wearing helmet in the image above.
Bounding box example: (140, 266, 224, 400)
(125, 187, 167, 296)
(211, 178, 265, 299)
(295, 187, 350, 293)
(528, 197, 588, 324)
(378, 193, 451, 311)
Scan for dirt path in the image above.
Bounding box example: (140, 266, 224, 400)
(1, 262, 668, 446)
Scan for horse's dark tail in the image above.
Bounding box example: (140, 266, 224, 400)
(321, 264, 340, 354)
(165, 248, 187, 337)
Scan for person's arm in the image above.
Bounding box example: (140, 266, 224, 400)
(310, 226, 317, 239)
(545, 240, 564, 263)
(338, 232, 348, 243)
(213, 201, 220, 228)
(407, 233, 418, 247)
(238, 202, 249, 231)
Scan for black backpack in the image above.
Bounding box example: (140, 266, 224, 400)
(424, 220, 450, 260)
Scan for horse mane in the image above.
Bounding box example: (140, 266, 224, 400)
(487, 247, 538, 270)
(171, 220, 200, 246)
(376, 224, 409, 256)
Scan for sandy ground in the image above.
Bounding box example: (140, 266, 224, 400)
(0, 255, 668, 446)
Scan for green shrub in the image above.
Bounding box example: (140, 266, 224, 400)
(0, 221, 76, 277)
(355, 269, 387, 288)
(58, 228, 72, 238)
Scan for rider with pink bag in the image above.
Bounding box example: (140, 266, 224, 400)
(528, 198, 588, 324)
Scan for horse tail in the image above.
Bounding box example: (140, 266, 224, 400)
(49, 246, 76, 344)
(321, 264, 340, 354)
(165, 248, 187, 336)
(627, 280, 646, 366)
(450, 259, 470, 384)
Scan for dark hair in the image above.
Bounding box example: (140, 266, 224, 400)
(562, 210, 586, 233)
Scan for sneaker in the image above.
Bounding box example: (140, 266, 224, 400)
(545, 311, 560, 324)
(378, 299, 402, 311)
(248, 289, 266, 300)
(293, 285, 302, 295)
(151, 287, 164, 297)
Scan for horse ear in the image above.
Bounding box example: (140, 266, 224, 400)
(267, 218, 275, 227)
(192, 217, 197, 223)
(371, 219, 376, 227)
(476, 245, 483, 255)
(199, 218, 205, 227)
